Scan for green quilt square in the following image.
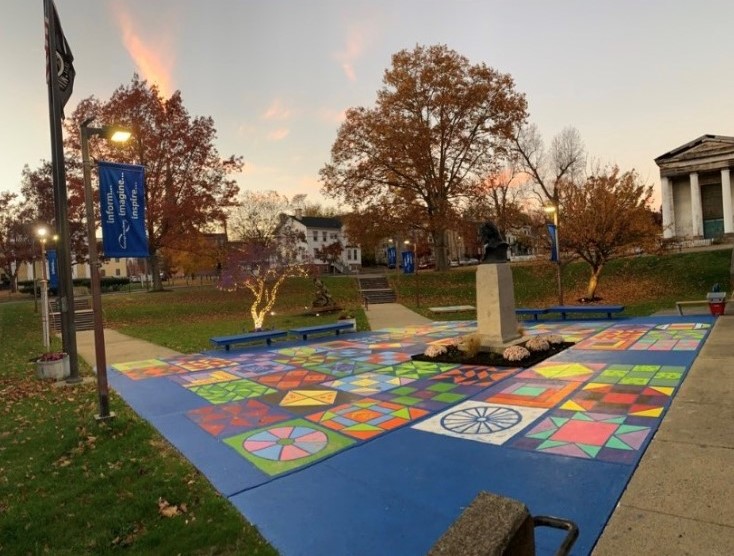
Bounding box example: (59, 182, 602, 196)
(189, 379, 276, 404)
(223, 418, 354, 476)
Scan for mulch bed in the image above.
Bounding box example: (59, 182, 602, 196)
(411, 342, 575, 368)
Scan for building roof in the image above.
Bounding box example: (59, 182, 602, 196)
(290, 215, 343, 229)
(655, 134, 734, 164)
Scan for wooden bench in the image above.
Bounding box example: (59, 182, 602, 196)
(210, 330, 287, 351)
(289, 322, 354, 341)
(515, 308, 548, 321)
(547, 304, 625, 320)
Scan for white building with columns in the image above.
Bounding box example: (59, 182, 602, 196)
(656, 135, 734, 239)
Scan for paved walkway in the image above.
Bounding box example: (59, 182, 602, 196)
(74, 307, 733, 555)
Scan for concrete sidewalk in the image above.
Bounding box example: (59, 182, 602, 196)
(75, 329, 180, 371)
(363, 302, 433, 329)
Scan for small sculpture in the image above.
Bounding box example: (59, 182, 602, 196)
(312, 277, 335, 307)
(479, 221, 509, 264)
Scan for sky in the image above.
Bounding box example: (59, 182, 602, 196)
(2, 0, 734, 209)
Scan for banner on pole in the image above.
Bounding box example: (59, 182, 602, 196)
(387, 246, 396, 268)
(547, 223, 558, 262)
(47, 249, 58, 289)
(98, 161, 148, 258)
(45, 0, 75, 117)
(402, 251, 414, 274)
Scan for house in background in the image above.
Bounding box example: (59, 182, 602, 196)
(656, 135, 734, 240)
(280, 211, 361, 273)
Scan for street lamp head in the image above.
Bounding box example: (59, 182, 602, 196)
(107, 128, 132, 143)
(37, 226, 48, 240)
(81, 118, 132, 144)
(543, 204, 557, 214)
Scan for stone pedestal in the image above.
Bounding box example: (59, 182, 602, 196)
(476, 264, 520, 348)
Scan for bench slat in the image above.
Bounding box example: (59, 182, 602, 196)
(546, 305, 624, 320)
(289, 322, 354, 340)
(210, 330, 287, 351)
(515, 308, 548, 321)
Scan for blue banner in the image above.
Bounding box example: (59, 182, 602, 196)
(47, 249, 58, 289)
(402, 251, 414, 274)
(98, 161, 148, 258)
(547, 223, 558, 262)
(387, 246, 396, 268)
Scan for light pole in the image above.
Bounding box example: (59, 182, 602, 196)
(544, 204, 564, 305)
(81, 118, 132, 420)
(37, 227, 50, 349)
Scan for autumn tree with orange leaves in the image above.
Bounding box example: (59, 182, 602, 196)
(320, 44, 527, 271)
(64, 76, 242, 291)
(559, 167, 661, 300)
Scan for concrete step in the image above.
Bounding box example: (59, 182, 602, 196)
(50, 309, 96, 332)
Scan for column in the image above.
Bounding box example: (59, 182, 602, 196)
(721, 168, 733, 234)
(690, 172, 703, 237)
(661, 176, 675, 238)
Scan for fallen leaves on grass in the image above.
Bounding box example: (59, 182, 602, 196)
(158, 497, 187, 518)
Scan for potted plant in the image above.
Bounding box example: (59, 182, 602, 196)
(35, 351, 70, 380)
(337, 311, 357, 331)
(706, 283, 727, 316)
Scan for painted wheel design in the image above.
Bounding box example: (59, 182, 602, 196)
(441, 406, 521, 434)
(243, 426, 328, 461)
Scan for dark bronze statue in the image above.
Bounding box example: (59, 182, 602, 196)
(479, 221, 509, 264)
(312, 277, 335, 307)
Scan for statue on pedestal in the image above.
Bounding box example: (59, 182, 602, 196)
(479, 221, 509, 264)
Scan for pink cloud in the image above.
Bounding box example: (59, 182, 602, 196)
(262, 99, 292, 121)
(267, 128, 290, 141)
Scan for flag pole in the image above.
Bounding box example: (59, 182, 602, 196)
(44, 0, 80, 382)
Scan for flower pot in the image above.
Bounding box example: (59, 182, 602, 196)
(36, 354, 70, 380)
(709, 301, 726, 316)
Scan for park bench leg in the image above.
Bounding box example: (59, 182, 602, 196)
(266, 338, 272, 345)
(225, 345, 230, 351)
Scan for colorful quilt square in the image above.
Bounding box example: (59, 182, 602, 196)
(573, 325, 652, 351)
(273, 346, 328, 357)
(481, 378, 581, 408)
(162, 355, 238, 372)
(307, 398, 428, 440)
(516, 361, 603, 382)
(111, 359, 189, 380)
(324, 372, 415, 396)
(227, 360, 297, 378)
(523, 322, 611, 343)
(260, 387, 361, 415)
(593, 364, 685, 388)
(251, 369, 331, 390)
(188, 379, 276, 404)
(186, 398, 292, 437)
(412, 401, 548, 446)
(431, 365, 518, 387)
(302, 359, 384, 378)
(629, 323, 710, 351)
(223, 418, 354, 476)
(373, 379, 484, 411)
(170, 369, 241, 387)
(271, 353, 341, 367)
(376, 360, 460, 381)
(355, 351, 413, 365)
(560, 383, 672, 417)
(511, 410, 655, 464)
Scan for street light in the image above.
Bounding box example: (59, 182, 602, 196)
(81, 118, 132, 420)
(37, 226, 50, 349)
(544, 203, 564, 305)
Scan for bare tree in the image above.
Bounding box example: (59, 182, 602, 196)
(228, 190, 291, 247)
(510, 124, 585, 205)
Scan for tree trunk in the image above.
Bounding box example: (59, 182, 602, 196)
(586, 264, 603, 300)
(149, 254, 164, 291)
(433, 230, 448, 271)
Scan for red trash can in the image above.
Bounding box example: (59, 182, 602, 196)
(709, 301, 726, 316)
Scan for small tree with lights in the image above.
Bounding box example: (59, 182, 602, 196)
(219, 225, 311, 330)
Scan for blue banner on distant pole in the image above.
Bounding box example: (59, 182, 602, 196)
(98, 161, 148, 258)
(402, 251, 414, 274)
(547, 223, 558, 262)
(387, 246, 396, 268)
(47, 249, 58, 289)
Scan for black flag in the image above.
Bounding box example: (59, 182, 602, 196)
(45, 0, 75, 117)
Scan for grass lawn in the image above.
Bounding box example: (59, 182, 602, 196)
(1, 248, 730, 554)
(0, 302, 277, 555)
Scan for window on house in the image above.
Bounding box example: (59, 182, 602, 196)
(114, 257, 120, 262)
(312, 230, 318, 242)
(322, 231, 327, 242)
(330, 233, 337, 240)
(100, 270, 106, 277)
(314, 248, 319, 258)
(353, 249, 358, 260)
(347, 250, 352, 261)
(115, 269, 121, 276)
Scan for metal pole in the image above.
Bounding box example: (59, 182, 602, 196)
(414, 231, 419, 307)
(32, 258, 38, 313)
(40, 239, 50, 349)
(554, 210, 564, 305)
(81, 122, 113, 420)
